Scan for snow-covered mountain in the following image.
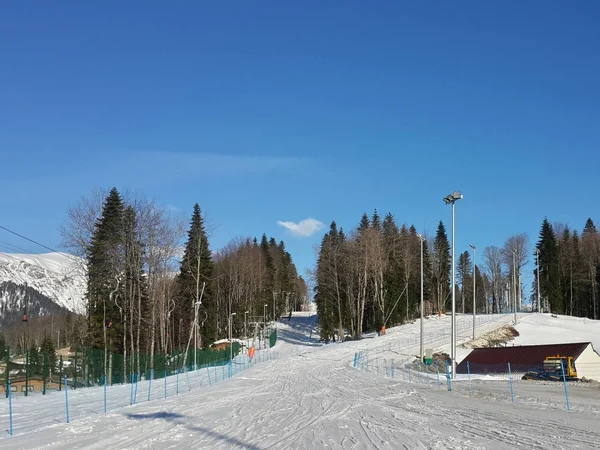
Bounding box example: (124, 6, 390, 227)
(0, 252, 86, 316)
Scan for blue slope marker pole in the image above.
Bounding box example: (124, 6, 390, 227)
(391, 359, 395, 379)
(560, 360, 571, 411)
(130, 373, 134, 406)
(148, 368, 153, 402)
(467, 362, 472, 397)
(508, 363, 515, 403)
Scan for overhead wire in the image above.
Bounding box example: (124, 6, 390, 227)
(0, 224, 77, 261)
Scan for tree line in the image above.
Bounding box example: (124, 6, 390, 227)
(59, 188, 307, 374)
(314, 211, 600, 341)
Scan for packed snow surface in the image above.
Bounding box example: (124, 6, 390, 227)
(0, 252, 85, 314)
(512, 313, 600, 349)
(2, 312, 600, 449)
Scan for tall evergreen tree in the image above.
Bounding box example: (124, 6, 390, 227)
(175, 204, 215, 350)
(536, 218, 560, 313)
(432, 221, 451, 313)
(86, 187, 125, 356)
(457, 250, 473, 313)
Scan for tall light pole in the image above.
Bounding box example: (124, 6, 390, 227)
(417, 233, 425, 361)
(194, 300, 201, 370)
(512, 249, 517, 325)
(229, 312, 237, 362)
(443, 191, 463, 378)
(536, 249, 541, 313)
(470, 245, 476, 340)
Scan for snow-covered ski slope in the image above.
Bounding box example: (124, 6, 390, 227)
(512, 313, 600, 349)
(2, 312, 600, 449)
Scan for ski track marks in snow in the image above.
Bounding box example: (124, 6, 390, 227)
(2, 312, 600, 449)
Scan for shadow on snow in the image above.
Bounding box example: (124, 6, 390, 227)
(125, 411, 262, 450)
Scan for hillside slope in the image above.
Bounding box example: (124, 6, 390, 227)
(0, 252, 86, 314)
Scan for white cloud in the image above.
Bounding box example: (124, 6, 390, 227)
(277, 218, 325, 238)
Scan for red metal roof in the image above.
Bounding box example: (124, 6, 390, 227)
(457, 342, 594, 374)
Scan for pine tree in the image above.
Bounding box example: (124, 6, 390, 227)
(432, 221, 451, 313)
(382, 213, 404, 324)
(86, 187, 125, 355)
(359, 213, 370, 232)
(536, 218, 560, 313)
(175, 204, 215, 349)
(40, 334, 57, 376)
(457, 250, 473, 313)
(371, 209, 381, 232)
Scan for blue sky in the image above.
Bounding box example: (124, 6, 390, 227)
(1, 1, 599, 297)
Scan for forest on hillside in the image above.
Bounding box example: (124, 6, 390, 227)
(313, 211, 600, 342)
(2, 188, 308, 373)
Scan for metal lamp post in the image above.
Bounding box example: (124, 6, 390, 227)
(536, 249, 541, 313)
(512, 249, 518, 325)
(417, 233, 425, 361)
(470, 245, 476, 340)
(443, 191, 463, 378)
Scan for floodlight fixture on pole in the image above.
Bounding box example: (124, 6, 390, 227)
(229, 312, 237, 362)
(417, 233, 426, 361)
(443, 190, 462, 378)
(470, 245, 476, 340)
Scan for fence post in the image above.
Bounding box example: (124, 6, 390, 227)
(467, 361, 472, 397)
(59, 355, 63, 391)
(445, 360, 452, 391)
(147, 368, 153, 401)
(25, 349, 29, 397)
(560, 360, 571, 411)
(8, 379, 13, 436)
(164, 371, 167, 399)
(354, 353, 358, 368)
(74, 346, 78, 390)
(104, 375, 107, 414)
(207, 366, 212, 386)
(436, 360, 441, 390)
(426, 362, 430, 386)
(176, 368, 179, 395)
(508, 362, 515, 403)
(391, 359, 395, 379)
(64, 375, 70, 424)
(43, 353, 47, 395)
(130, 373, 134, 406)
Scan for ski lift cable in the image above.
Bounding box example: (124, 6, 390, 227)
(0, 224, 77, 261)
